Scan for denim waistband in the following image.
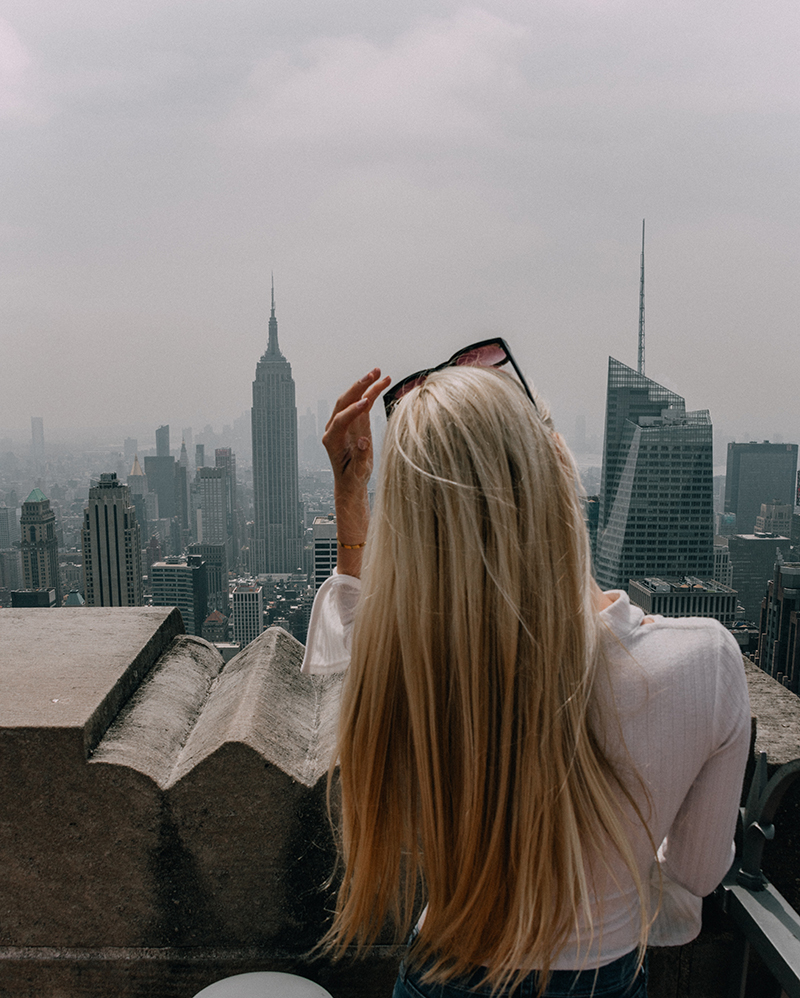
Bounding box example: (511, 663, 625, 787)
(397, 948, 646, 998)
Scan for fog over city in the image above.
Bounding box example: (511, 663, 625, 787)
(1, 0, 798, 455)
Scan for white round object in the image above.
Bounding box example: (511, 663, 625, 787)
(193, 971, 334, 998)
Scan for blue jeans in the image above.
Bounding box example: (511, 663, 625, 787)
(393, 949, 647, 998)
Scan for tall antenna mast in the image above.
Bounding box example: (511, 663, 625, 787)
(637, 219, 645, 376)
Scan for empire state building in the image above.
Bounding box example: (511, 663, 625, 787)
(251, 285, 302, 574)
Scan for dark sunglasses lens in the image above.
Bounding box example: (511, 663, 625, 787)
(386, 373, 428, 408)
(453, 343, 508, 368)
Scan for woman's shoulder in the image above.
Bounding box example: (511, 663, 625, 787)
(599, 590, 746, 694)
(597, 591, 750, 752)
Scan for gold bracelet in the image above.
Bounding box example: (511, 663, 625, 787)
(338, 539, 367, 550)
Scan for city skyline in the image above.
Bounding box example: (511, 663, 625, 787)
(1, 1, 798, 446)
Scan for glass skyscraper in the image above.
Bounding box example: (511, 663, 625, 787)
(251, 288, 302, 575)
(724, 441, 798, 536)
(595, 358, 714, 590)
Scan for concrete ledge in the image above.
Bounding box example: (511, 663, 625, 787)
(2, 610, 800, 997)
(745, 659, 800, 766)
(0, 946, 400, 998)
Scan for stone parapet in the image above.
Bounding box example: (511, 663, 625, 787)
(1, 609, 798, 997)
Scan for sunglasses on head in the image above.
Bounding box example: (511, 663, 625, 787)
(383, 337, 537, 417)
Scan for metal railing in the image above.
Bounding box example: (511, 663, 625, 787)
(713, 753, 800, 998)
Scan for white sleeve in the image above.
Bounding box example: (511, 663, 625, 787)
(660, 627, 751, 897)
(300, 572, 362, 675)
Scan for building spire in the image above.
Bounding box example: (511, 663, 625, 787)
(267, 273, 281, 356)
(637, 219, 645, 376)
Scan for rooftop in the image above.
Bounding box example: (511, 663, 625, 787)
(634, 576, 736, 595)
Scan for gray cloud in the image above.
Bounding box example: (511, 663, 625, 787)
(1, 0, 797, 453)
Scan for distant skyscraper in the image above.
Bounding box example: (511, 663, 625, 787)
(251, 283, 302, 574)
(20, 488, 62, 602)
(151, 556, 208, 636)
(127, 456, 153, 545)
(177, 440, 190, 533)
(595, 358, 714, 590)
(312, 514, 337, 591)
(755, 501, 793, 536)
(144, 450, 177, 522)
(0, 505, 14, 550)
(215, 448, 238, 561)
(232, 583, 264, 646)
(724, 442, 798, 535)
(128, 455, 148, 496)
(182, 428, 194, 467)
(727, 532, 791, 623)
(195, 467, 229, 548)
(156, 425, 170, 458)
(187, 541, 228, 612)
(758, 562, 800, 692)
(82, 473, 143, 606)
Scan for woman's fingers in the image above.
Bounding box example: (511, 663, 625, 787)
(326, 369, 383, 431)
(324, 373, 391, 440)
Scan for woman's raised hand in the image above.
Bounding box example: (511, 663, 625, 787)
(323, 369, 391, 495)
(322, 369, 390, 577)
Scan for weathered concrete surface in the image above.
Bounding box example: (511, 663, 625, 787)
(0, 613, 364, 997)
(0, 607, 184, 757)
(745, 658, 800, 765)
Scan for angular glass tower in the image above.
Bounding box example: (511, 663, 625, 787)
(251, 286, 302, 575)
(595, 358, 714, 590)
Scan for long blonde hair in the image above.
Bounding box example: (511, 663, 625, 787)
(326, 367, 650, 990)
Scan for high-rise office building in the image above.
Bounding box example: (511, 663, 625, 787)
(176, 455, 189, 536)
(758, 562, 800, 692)
(251, 284, 301, 574)
(187, 541, 228, 612)
(151, 556, 208, 636)
(755, 501, 793, 536)
(215, 448, 238, 561)
(0, 505, 14, 550)
(127, 456, 151, 544)
(232, 583, 264, 647)
(726, 533, 791, 624)
(20, 488, 62, 602)
(156, 424, 170, 458)
(195, 467, 229, 548)
(312, 515, 337, 591)
(724, 442, 798, 535)
(182, 428, 194, 468)
(595, 358, 714, 590)
(144, 452, 177, 523)
(628, 577, 737, 626)
(82, 473, 143, 606)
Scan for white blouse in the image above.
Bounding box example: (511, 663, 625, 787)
(301, 575, 751, 967)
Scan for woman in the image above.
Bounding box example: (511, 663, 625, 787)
(302, 356, 750, 998)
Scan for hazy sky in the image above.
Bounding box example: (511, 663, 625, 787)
(2, 0, 798, 450)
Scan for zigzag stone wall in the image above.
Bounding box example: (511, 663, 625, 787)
(0, 609, 396, 997)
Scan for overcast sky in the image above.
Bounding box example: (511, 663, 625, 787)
(2, 0, 798, 453)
